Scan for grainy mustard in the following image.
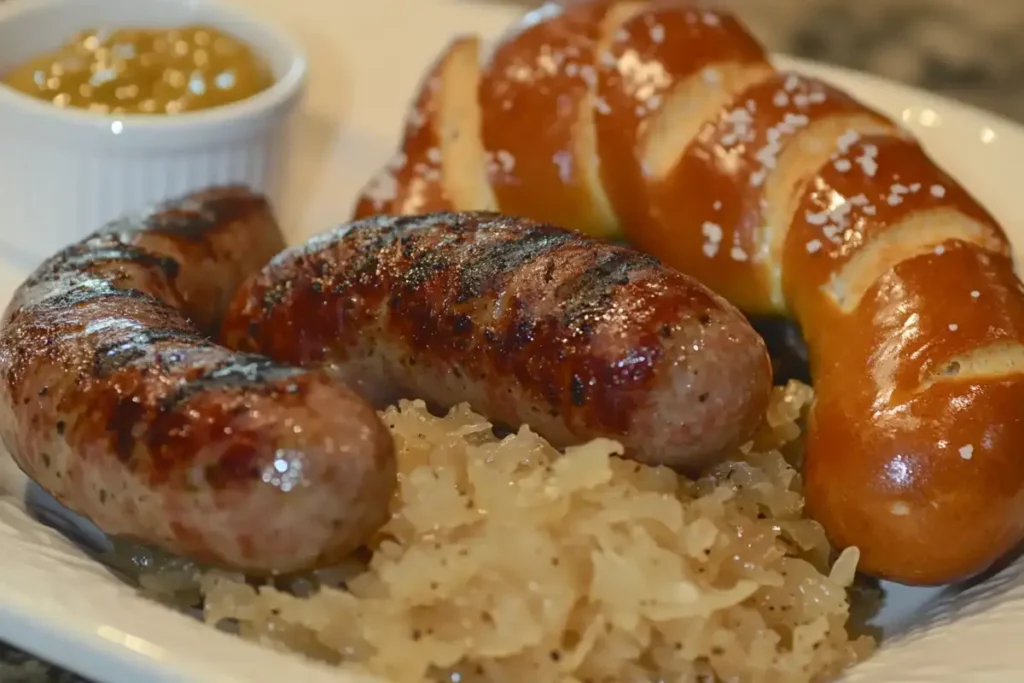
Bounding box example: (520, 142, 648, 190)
(2, 25, 274, 115)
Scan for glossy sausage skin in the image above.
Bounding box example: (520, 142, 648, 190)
(0, 187, 396, 574)
(222, 212, 772, 472)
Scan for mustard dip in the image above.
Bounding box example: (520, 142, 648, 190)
(2, 25, 274, 115)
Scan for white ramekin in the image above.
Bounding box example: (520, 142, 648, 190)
(0, 0, 307, 264)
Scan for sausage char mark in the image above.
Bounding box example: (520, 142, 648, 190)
(0, 186, 397, 573)
(226, 211, 770, 467)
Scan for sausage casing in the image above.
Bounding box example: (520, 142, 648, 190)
(222, 212, 773, 472)
(0, 187, 396, 573)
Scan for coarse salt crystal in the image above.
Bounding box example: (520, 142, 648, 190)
(960, 445, 974, 460)
(749, 113, 810, 187)
(719, 107, 755, 147)
(891, 503, 911, 516)
(731, 246, 748, 261)
(773, 91, 789, 107)
(713, 200, 723, 211)
(703, 68, 721, 84)
(934, 245, 946, 255)
(363, 170, 398, 207)
(806, 239, 823, 253)
(702, 222, 723, 257)
(407, 108, 426, 130)
(836, 129, 860, 153)
(949, 323, 959, 331)
(496, 150, 516, 173)
(834, 159, 852, 172)
(384, 151, 407, 172)
(931, 184, 947, 198)
(805, 211, 828, 226)
(855, 144, 879, 176)
(971, 290, 981, 298)
(595, 97, 611, 115)
(412, 163, 440, 182)
(650, 24, 665, 43)
(784, 112, 811, 127)
(552, 151, 572, 179)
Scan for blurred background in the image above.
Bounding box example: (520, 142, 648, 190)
(1, 0, 1021, 681)
(736, 0, 1024, 121)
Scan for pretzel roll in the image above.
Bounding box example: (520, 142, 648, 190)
(353, 0, 1024, 585)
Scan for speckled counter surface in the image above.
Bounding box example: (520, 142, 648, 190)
(737, 0, 1024, 122)
(2, 0, 1022, 681)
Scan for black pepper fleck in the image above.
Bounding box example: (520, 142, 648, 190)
(570, 375, 586, 406)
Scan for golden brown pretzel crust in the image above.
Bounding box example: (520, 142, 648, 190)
(353, 0, 1024, 585)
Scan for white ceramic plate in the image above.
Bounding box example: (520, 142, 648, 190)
(1, 1, 1024, 682)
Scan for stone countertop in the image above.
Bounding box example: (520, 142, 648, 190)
(2, 0, 1022, 681)
(736, 0, 1024, 122)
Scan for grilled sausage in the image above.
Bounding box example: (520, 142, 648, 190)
(0, 187, 396, 574)
(221, 212, 773, 472)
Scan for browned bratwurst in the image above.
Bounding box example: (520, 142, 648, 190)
(222, 212, 773, 471)
(0, 187, 395, 574)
